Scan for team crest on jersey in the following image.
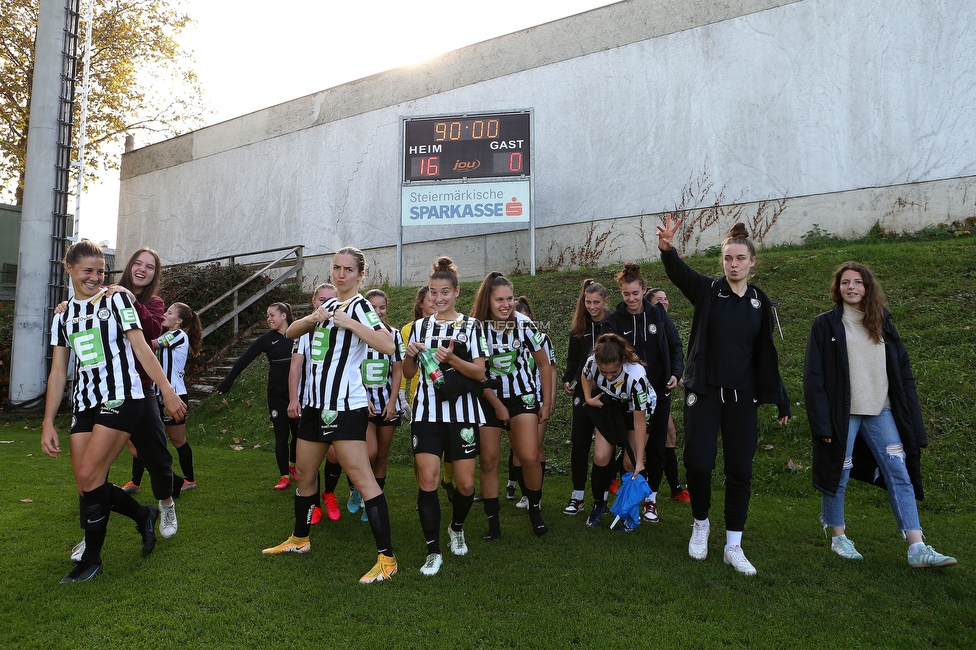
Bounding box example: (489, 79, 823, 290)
(686, 393, 698, 407)
(647, 324, 657, 335)
(456, 333, 468, 343)
(97, 308, 111, 321)
(321, 410, 338, 425)
(460, 427, 475, 444)
(511, 339, 521, 349)
(750, 298, 761, 309)
(521, 394, 536, 406)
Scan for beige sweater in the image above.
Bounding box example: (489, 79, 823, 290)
(842, 304, 890, 416)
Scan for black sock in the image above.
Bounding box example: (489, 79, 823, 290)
(514, 465, 525, 496)
(526, 488, 547, 535)
(109, 483, 143, 521)
(364, 494, 394, 556)
(323, 460, 342, 494)
(294, 492, 317, 538)
(591, 462, 612, 504)
(417, 489, 441, 555)
(451, 489, 475, 531)
(664, 447, 681, 493)
(81, 483, 111, 565)
(540, 460, 547, 483)
(483, 497, 501, 540)
(131, 456, 145, 486)
(507, 448, 515, 482)
(176, 442, 194, 482)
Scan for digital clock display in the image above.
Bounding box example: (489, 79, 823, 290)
(403, 112, 531, 182)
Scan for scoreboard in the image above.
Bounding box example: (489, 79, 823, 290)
(402, 112, 531, 182)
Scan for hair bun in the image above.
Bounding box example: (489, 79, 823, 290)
(728, 223, 749, 239)
(623, 261, 641, 274)
(433, 256, 457, 273)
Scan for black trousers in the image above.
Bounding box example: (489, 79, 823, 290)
(643, 386, 672, 493)
(269, 394, 299, 476)
(682, 386, 757, 532)
(128, 395, 179, 500)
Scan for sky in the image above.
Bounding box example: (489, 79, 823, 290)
(77, 0, 619, 248)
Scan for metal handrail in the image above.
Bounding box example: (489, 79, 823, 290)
(188, 245, 304, 339)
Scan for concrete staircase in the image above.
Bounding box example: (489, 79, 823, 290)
(187, 323, 267, 407)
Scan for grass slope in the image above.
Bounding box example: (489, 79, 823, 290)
(2, 236, 974, 648)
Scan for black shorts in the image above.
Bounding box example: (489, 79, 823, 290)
(297, 406, 368, 443)
(411, 421, 479, 461)
(481, 394, 540, 428)
(159, 394, 189, 426)
(368, 413, 402, 428)
(70, 398, 145, 435)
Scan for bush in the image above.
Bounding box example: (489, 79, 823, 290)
(159, 262, 295, 355)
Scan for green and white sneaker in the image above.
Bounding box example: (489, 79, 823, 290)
(908, 544, 957, 568)
(831, 535, 863, 560)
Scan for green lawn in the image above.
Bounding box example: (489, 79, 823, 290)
(2, 235, 975, 648)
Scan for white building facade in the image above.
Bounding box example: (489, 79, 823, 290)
(118, 0, 976, 284)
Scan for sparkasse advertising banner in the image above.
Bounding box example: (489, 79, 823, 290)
(401, 180, 530, 227)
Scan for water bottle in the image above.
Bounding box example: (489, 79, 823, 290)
(418, 348, 445, 387)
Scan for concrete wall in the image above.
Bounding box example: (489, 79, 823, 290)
(118, 0, 976, 283)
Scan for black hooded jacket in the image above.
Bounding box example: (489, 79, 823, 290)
(660, 247, 789, 416)
(606, 298, 684, 388)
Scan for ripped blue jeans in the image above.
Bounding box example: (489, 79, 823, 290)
(820, 408, 921, 532)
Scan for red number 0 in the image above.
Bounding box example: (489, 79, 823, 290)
(509, 152, 522, 173)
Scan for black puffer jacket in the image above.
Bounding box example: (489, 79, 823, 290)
(803, 304, 926, 499)
(660, 247, 789, 414)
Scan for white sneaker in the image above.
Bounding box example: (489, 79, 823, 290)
(515, 496, 529, 509)
(689, 520, 709, 560)
(420, 553, 443, 576)
(159, 502, 178, 539)
(70, 538, 86, 562)
(448, 527, 468, 556)
(831, 534, 864, 560)
(724, 544, 757, 575)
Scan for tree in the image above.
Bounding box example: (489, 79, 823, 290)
(0, 0, 208, 204)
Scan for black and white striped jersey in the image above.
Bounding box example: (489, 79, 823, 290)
(582, 356, 656, 414)
(484, 311, 546, 399)
(155, 329, 189, 395)
(293, 333, 311, 405)
(362, 326, 405, 415)
(302, 294, 386, 411)
(526, 331, 556, 405)
(52, 292, 146, 410)
(409, 313, 488, 424)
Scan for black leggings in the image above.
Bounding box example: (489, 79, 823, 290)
(269, 395, 299, 476)
(643, 386, 672, 493)
(682, 386, 758, 531)
(569, 388, 595, 491)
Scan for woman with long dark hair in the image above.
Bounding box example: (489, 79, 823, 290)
(804, 262, 956, 568)
(560, 279, 613, 516)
